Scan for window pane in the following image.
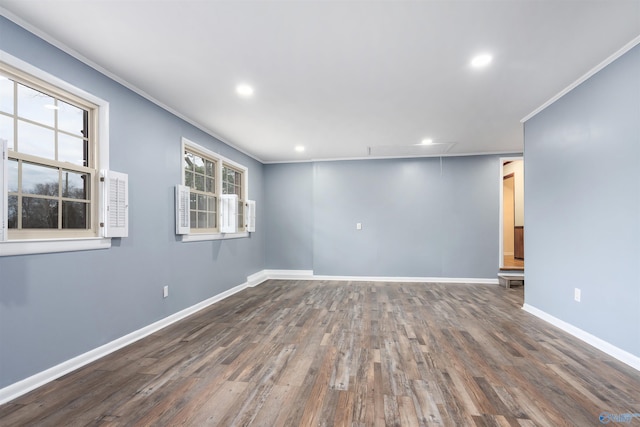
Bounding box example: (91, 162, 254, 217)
(193, 154, 204, 173)
(230, 183, 240, 197)
(0, 76, 13, 114)
(208, 213, 216, 228)
(0, 114, 14, 150)
(62, 170, 88, 199)
(22, 197, 58, 228)
(197, 212, 207, 228)
(208, 196, 217, 212)
(58, 133, 87, 166)
(197, 194, 206, 210)
(17, 83, 55, 127)
(62, 201, 87, 229)
(22, 162, 59, 196)
(185, 171, 194, 189)
(226, 169, 235, 184)
(17, 120, 55, 159)
(205, 160, 214, 176)
(7, 159, 18, 192)
(205, 177, 214, 193)
(195, 174, 204, 191)
(58, 100, 86, 137)
(190, 210, 196, 227)
(184, 151, 194, 171)
(189, 193, 196, 210)
(8, 195, 17, 228)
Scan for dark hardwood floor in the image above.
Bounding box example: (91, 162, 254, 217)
(1, 280, 638, 426)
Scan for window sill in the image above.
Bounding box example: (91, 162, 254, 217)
(180, 232, 249, 242)
(0, 237, 111, 257)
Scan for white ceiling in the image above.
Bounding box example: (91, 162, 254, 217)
(1, 1, 639, 163)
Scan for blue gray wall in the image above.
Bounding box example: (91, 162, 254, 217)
(0, 17, 265, 388)
(264, 162, 314, 270)
(265, 155, 503, 278)
(524, 44, 640, 357)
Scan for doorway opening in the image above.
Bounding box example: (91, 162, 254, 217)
(499, 157, 524, 270)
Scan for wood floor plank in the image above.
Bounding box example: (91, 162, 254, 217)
(250, 384, 299, 427)
(1, 280, 639, 426)
(397, 394, 420, 427)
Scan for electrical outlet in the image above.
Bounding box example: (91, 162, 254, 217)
(163, 285, 169, 298)
(574, 288, 581, 302)
(356, 223, 362, 230)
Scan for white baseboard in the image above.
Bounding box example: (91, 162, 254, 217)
(257, 270, 498, 284)
(309, 274, 498, 285)
(522, 304, 640, 372)
(246, 270, 268, 287)
(262, 269, 314, 280)
(0, 276, 258, 405)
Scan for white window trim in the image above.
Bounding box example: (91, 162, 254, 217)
(181, 231, 248, 242)
(180, 137, 249, 242)
(0, 237, 111, 257)
(0, 50, 111, 256)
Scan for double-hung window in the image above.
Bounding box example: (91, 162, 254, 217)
(2, 67, 96, 239)
(1, 52, 115, 256)
(184, 147, 217, 232)
(179, 138, 250, 240)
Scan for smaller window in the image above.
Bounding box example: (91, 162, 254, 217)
(181, 138, 248, 239)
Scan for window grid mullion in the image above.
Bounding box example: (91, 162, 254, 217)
(54, 98, 59, 162)
(17, 159, 22, 230)
(57, 169, 62, 230)
(12, 79, 17, 152)
(9, 152, 94, 174)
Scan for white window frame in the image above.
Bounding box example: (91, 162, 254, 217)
(0, 50, 111, 256)
(180, 137, 249, 242)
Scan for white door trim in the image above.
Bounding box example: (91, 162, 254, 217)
(499, 156, 523, 269)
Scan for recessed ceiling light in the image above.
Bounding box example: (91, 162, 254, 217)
(420, 138, 433, 145)
(471, 54, 492, 68)
(295, 145, 305, 152)
(236, 84, 254, 97)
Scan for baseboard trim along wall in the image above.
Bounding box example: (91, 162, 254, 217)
(522, 304, 640, 372)
(0, 270, 499, 404)
(249, 269, 314, 285)
(310, 275, 499, 284)
(258, 270, 499, 285)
